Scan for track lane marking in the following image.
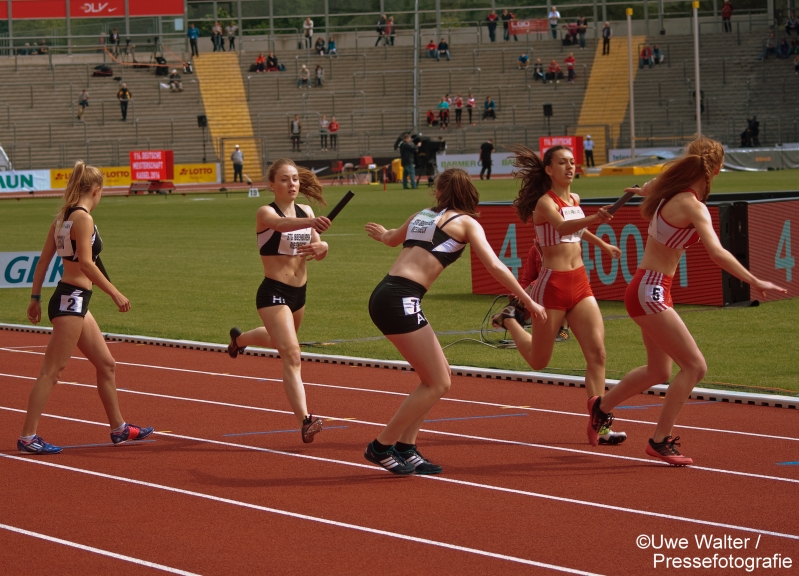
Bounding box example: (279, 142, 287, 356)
(0, 455, 603, 576)
(1, 405, 799, 540)
(0, 523, 199, 575)
(2, 374, 798, 484)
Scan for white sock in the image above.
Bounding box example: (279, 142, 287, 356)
(19, 434, 36, 443)
(111, 422, 127, 434)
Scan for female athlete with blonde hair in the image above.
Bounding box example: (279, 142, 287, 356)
(494, 145, 628, 445)
(362, 168, 546, 475)
(227, 159, 331, 443)
(589, 137, 787, 466)
(21, 160, 152, 454)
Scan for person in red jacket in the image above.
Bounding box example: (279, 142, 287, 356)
(546, 60, 562, 83)
(640, 45, 653, 68)
(564, 52, 576, 82)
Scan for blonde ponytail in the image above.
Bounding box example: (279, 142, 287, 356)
(56, 160, 103, 227)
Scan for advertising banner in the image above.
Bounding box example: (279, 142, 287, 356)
(540, 136, 584, 166)
(508, 19, 548, 35)
(174, 163, 220, 184)
(437, 153, 516, 177)
(0, 252, 63, 289)
(2, 0, 183, 19)
(130, 150, 174, 181)
(70, 0, 124, 17)
(0, 170, 51, 193)
(50, 166, 132, 189)
(747, 200, 798, 302)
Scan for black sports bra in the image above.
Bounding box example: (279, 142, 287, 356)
(257, 202, 313, 256)
(402, 208, 467, 268)
(54, 206, 103, 263)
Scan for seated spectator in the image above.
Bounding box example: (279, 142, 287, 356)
(437, 39, 450, 61)
(758, 33, 777, 60)
(652, 44, 664, 65)
(38, 40, 49, 54)
(532, 58, 545, 81)
(21, 43, 36, 56)
(546, 60, 563, 83)
(791, 37, 799, 55)
(255, 52, 266, 72)
(315, 37, 326, 56)
(740, 127, 752, 147)
(795, 54, 799, 72)
(169, 69, 183, 91)
(327, 37, 337, 57)
(518, 51, 530, 70)
(777, 38, 790, 59)
(639, 44, 653, 68)
(266, 52, 279, 72)
(786, 11, 799, 36)
(563, 22, 578, 45)
(482, 96, 496, 120)
(297, 64, 310, 87)
(426, 110, 438, 127)
(426, 40, 438, 59)
(315, 65, 324, 87)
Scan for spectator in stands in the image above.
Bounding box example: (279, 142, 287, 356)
(466, 92, 476, 125)
(290, 115, 302, 151)
(329, 117, 339, 150)
(303, 17, 314, 49)
(77, 90, 90, 121)
(794, 54, 799, 73)
(748, 116, 760, 146)
(740, 127, 752, 147)
(548, 6, 561, 40)
(386, 17, 396, 46)
(297, 64, 310, 88)
(399, 133, 418, 189)
(315, 65, 325, 87)
(188, 23, 200, 58)
(721, 1, 733, 33)
(640, 44, 654, 68)
(653, 44, 665, 64)
(20, 43, 34, 56)
(438, 96, 450, 129)
(266, 51, 279, 72)
(584, 134, 595, 167)
(791, 37, 799, 55)
(255, 52, 266, 72)
(39, 40, 49, 55)
(212, 21, 223, 52)
(426, 110, 438, 127)
(315, 37, 326, 56)
(319, 115, 330, 151)
(117, 83, 131, 121)
(758, 33, 777, 60)
(327, 37, 338, 57)
(437, 38, 450, 61)
(486, 10, 498, 43)
(226, 21, 238, 51)
(563, 22, 578, 46)
(454, 93, 464, 128)
(777, 38, 790, 59)
(483, 96, 496, 120)
(479, 138, 494, 179)
(564, 52, 576, 82)
(532, 58, 545, 81)
(518, 51, 530, 70)
(502, 9, 518, 42)
(375, 14, 387, 46)
(426, 39, 438, 59)
(230, 144, 244, 182)
(786, 11, 798, 36)
(576, 15, 588, 49)
(169, 69, 183, 92)
(602, 22, 612, 55)
(109, 29, 120, 56)
(546, 59, 563, 83)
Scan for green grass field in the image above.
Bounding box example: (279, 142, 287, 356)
(1, 170, 797, 394)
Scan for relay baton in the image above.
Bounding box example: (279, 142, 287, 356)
(325, 190, 355, 222)
(607, 185, 639, 215)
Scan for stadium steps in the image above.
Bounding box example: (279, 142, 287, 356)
(193, 52, 262, 182)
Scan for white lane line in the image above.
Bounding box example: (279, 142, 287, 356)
(0, 455, 601, 576)
(1, 406, 798, 541)
(2, 349, 797, 444)
(2, 374, 798, 485)
(0, 523, 199, 575)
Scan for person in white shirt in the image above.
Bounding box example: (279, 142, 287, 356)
(230, 144, 244, 182)
(319, 115, 330, 151)
(548, 7, 561, 39)
(584, 134, 595, 167)
(303, 18, 314, 48)
(225, 22, 238, 51)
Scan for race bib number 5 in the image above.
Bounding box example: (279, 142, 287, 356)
(60, 295, 83, 313)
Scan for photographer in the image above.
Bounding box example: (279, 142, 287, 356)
(398, 133, 419, 189)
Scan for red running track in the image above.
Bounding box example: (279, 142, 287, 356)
(1, 330, 797, 575)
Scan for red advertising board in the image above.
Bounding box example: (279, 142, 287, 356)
(2, 0, 183, 19)
(130, 150, 174, 181)
(471, 203, 725, 306)
(508, 19, 549, 35)
(540, 136, 584, 167)
(747, 200, 798, 302)
(70, 0, 125, 18)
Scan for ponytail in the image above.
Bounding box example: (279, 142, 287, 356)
(511, 145, 570, 223)
(266, 158, 327, 206)
(56, 160, 103, 228)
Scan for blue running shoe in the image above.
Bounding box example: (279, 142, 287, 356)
(111, 424, 154, 445)
(18, 435, 62, 455)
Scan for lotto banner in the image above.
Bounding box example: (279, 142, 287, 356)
(50, 164, 219, 189)
(747, 200, 798, 302)
(508, 19, 549, 35)
(471, 202, 725, 306)
(50, 166, 131, 189)
(0, 0, 184, 19)
(0, 252, 63, 289)
(174, 163, 220, 184)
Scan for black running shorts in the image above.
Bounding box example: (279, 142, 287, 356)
(48, 281, 93, 321)
(256, 277, 307, 313)
(369, 275, 429, 336)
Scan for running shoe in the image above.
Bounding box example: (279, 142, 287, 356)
(363, 442, 415, 475)
(555, 327, 570, 342)
(301, 415, 324, 443)
(491, 305, 516, 329)
(17, 435, 62, 455)
(586, 396, 613, 447)
(228, 327, 246, 359)
(395, 445, 443, 475)
(507, 295, 528, 324)
(646, 436, 693, 466)
(598, 425, 627, 445)
(111, 424, 154, 445)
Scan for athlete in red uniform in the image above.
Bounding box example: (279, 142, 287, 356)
(589, 138, 787, 466)
(494, 145, 627, 445)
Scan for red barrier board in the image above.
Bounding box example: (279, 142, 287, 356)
(747, 200, 798, 302)
(509, 19, 549, 34)
(70, 0, 124, 17)
(130, 150, 174, 181)
(3, 0, 182, 19)
(471, 203, 725, 306)
(540, 136, 584, 167)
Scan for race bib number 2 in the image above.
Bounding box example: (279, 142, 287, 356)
(59, 295, 83, 313)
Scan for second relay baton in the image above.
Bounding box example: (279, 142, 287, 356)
(607, 186, 639, 215)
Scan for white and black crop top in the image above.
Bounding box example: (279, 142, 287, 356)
(402, 208, 467, 268)
(55, 206, 103, 262)
(257, 202, 313, 256)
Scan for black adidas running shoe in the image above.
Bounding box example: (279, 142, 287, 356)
(364, 442, 415, 475)
(228, 327, 246, 359)
(395, 445, 443, 475)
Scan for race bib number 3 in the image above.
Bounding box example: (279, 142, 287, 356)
(59, 295, 83, 313)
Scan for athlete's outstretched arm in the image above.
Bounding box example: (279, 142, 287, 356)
(365, 213, 415, 247)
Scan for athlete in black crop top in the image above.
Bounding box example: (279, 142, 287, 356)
(362, 168, 546, 475)
(22, 160, 152, 455)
